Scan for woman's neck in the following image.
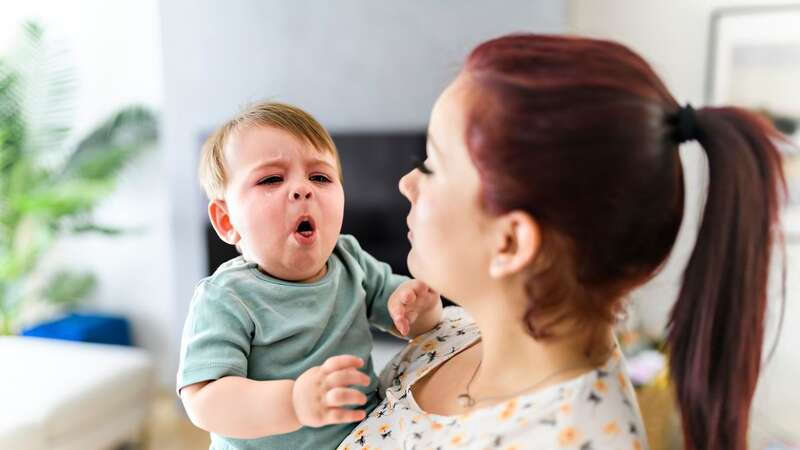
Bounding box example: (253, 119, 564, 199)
(461, 291, 615, 400)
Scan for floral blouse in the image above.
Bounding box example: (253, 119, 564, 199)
(338, 306, 648, 450)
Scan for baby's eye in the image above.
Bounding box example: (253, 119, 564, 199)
(257, 175, 283, 185)
(310, 174, 331, 183)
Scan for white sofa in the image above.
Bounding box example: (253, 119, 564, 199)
(0, 336, 154, 450)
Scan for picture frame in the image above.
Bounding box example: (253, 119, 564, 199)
(706, 4, 800, 240)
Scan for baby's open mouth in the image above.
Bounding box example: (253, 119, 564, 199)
(295, 217, 316, 238)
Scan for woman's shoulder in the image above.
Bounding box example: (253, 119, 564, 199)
(504, 351, 648, 449)
(406, 305, 478, 356)
(445, 353, 648, 449)
(379, 306, 479, 391)
(426, 305, 478, 340)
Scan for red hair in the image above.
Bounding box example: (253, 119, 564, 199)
(463, 34, 787, 450)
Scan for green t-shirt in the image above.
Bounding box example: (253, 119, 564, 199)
(177, 234, 408, 450)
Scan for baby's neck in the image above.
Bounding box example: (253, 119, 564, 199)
(254, 261, 329, 284)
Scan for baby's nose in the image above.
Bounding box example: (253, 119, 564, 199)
(291, 187, 313, 200)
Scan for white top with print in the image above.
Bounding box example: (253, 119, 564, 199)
(338, 306, 648, 450)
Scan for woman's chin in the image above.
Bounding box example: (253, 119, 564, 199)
(406, 256, 433, 290)
(406, 253, 420, 278)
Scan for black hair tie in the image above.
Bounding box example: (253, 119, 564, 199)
(670, 104, 700, 144)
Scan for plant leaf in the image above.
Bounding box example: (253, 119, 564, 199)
(0, 61, 25, 176)
(11, 178, 113, 219)
(0, 214, 53, 280)
(42, 270, 96, 306)
(70, 223, 129, 236)
(7, 20, 76, 164)
(60, 106, 157, 181)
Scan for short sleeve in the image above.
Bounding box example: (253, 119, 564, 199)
(339, 235, 408, 332)
(176, 281, 255, 394)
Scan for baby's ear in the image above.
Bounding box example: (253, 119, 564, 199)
(208, 199, 240, 245)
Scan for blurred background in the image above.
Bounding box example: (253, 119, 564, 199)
(0, 1, 798, 449)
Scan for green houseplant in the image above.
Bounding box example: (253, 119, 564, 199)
(0, 22, 158, 334)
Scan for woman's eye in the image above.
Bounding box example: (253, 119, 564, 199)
(257, 176, 283, 185)
(310, 174, 331, 183)
(412, 157, 433, 175)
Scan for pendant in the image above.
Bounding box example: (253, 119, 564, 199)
(457, 394, 475, 407)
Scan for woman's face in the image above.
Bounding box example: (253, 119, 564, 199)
(399, 74, 494, 302)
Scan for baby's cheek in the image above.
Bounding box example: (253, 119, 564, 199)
(320, 192, 345, 226)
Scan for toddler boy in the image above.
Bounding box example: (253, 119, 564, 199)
(177, 102, 442, 450)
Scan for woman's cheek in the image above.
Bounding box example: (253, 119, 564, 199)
(414, 197, 446, 244)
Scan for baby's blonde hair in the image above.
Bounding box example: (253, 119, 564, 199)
(198, 101, 340, 199)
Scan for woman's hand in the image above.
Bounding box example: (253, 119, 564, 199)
(292, 355, 371, 428)
(388, 279, 443, 337)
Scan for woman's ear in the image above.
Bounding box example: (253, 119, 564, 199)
(488, 211, 540, 279)
(208, 199, 241, 246)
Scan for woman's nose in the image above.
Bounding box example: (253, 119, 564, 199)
(399, 171, 416, 201)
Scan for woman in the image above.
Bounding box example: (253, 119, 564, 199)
(339, 34, 786, 450)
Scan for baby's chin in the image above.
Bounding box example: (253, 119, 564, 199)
(246, 235, 338, 282)
(255, 255, 329, 283)
(287, 262, 329, 283)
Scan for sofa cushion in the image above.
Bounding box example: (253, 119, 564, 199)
(0, 336, 153, 449)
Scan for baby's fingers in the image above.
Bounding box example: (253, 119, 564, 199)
(325, 387, 368, 408)
(410, 279, 431, 296)
(389, 296, 412, 336)
(322, 355, 364, 375)
(394, 317, 410, 336)
(324, 407, 367, 425)
(326, 368, 371, 388)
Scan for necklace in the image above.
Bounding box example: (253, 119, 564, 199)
(455, 344, 616, 408)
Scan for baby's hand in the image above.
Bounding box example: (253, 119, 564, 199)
(388, 279, 441, 337)
(292, 355, 371, 428)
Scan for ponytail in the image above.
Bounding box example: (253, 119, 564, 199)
(667, 106, 787, 450)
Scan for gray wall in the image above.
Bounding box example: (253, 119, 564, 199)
(159, 0, 567, 386)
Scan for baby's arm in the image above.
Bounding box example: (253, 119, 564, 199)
(388, 279, 443, 338)
(340, 235, 442, 338)
(181, 377, 298, 438)
(180, 355, 370, 439)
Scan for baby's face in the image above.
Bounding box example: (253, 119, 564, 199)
(222, 125, 344, 282)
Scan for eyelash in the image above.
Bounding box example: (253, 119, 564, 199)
(256, 175, 332, 185)
(310, 174, 331, 183)
(411, 156, 433, 175)
(257, 176, 283, 185)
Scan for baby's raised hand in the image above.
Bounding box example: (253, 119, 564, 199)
(292, 355, 371, 428)
(388, 279, 442, 337)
